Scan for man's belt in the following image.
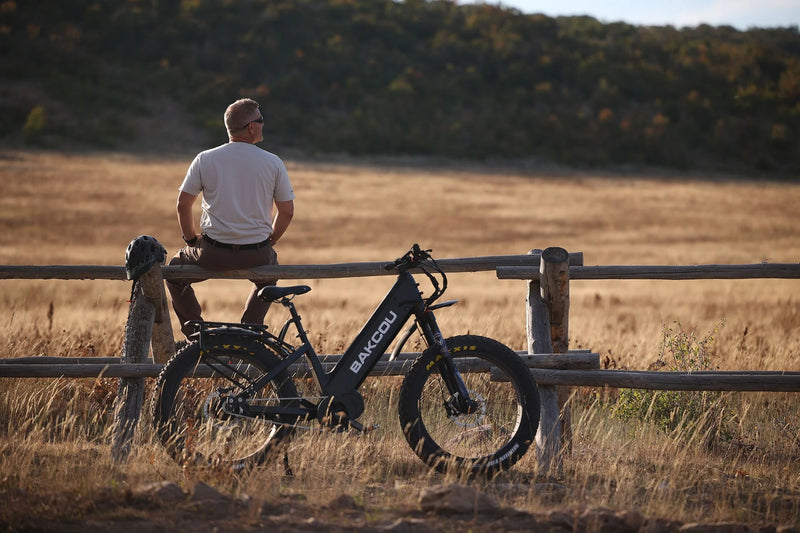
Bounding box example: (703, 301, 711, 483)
(202, 234, 271, 250)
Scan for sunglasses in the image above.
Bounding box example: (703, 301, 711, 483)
(243, 116, 264, 128)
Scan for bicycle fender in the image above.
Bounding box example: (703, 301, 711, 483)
(427, 299, 458, 311)
(198, 327, 262, 347)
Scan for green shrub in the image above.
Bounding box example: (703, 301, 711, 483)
(614, 320, 734, 443)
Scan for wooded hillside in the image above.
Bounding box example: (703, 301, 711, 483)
(2, 0, 798, 176)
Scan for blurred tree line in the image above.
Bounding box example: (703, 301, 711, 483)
(1, 0, 798, 175)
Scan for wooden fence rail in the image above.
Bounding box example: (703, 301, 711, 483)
(0, 351, 598, 378)
(2, 361, 799, 391)
(5, 258, 798, 282)
(2, 247, 799, 472)
(0, 252, 584, 281)
(498, 262, 800, 280)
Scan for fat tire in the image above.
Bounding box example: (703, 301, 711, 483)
(398, 335, 540, 476)
(151, 338, 298, 469)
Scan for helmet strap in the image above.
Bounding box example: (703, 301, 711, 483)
(128, 279, 139, 303)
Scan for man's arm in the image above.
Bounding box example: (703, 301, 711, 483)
(270, 199, 294, 245)
(177, 190, 199, 243)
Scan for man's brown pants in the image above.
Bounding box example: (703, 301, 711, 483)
(166, 235, 278, 338)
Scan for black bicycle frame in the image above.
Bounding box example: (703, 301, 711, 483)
(218, 267, 472, 418)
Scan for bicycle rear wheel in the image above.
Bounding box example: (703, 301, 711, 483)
(398, 335, 540, 476)
(151, 338, 298, 469)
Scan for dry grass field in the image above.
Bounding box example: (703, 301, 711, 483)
(1, 149, 799, 530)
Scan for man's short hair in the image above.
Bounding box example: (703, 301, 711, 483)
(224, 98, 260, 134)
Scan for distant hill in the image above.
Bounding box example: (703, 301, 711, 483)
(2, 0, 798, 176)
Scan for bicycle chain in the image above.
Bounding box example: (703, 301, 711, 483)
(216, 395, 379, 433)
(208, 386, 381, 433)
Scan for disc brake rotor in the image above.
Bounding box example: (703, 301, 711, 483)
(449, 390, 486, 428)
(202, 390, 240, 430)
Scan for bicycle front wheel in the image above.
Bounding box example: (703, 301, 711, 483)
(151, 338, 299, 469)
(398, 335, 540, 476)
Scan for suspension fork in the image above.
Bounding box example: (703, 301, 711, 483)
(417, 310, 477, 415)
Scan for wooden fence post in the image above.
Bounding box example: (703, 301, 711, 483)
(540, 246, 572, 458)
(142, 266, 175, 364)
(527, 247, 571, 477)
(527, 249, 557, 476)
(110, 265, 165, 462)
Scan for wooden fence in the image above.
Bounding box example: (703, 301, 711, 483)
(2, 248, 800, 473)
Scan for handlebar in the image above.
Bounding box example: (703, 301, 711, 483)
(385, 244, 447, 305)
(384, 243, 432, 272)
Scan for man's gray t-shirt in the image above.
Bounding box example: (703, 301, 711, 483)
(180, 142, 295, 245)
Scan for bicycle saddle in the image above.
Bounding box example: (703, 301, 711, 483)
(257, 285, 311, 302)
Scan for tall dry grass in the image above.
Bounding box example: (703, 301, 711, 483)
(1, 150, 799, 527)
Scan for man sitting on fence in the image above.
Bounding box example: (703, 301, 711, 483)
(166, 98, 295, 338)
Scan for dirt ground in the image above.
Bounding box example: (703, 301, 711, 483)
(8, 479, 797, 533)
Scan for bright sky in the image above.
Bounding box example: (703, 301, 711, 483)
(460, 1, 800, 30)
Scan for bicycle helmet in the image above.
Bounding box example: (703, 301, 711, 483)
(125, 235, 167, 280)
